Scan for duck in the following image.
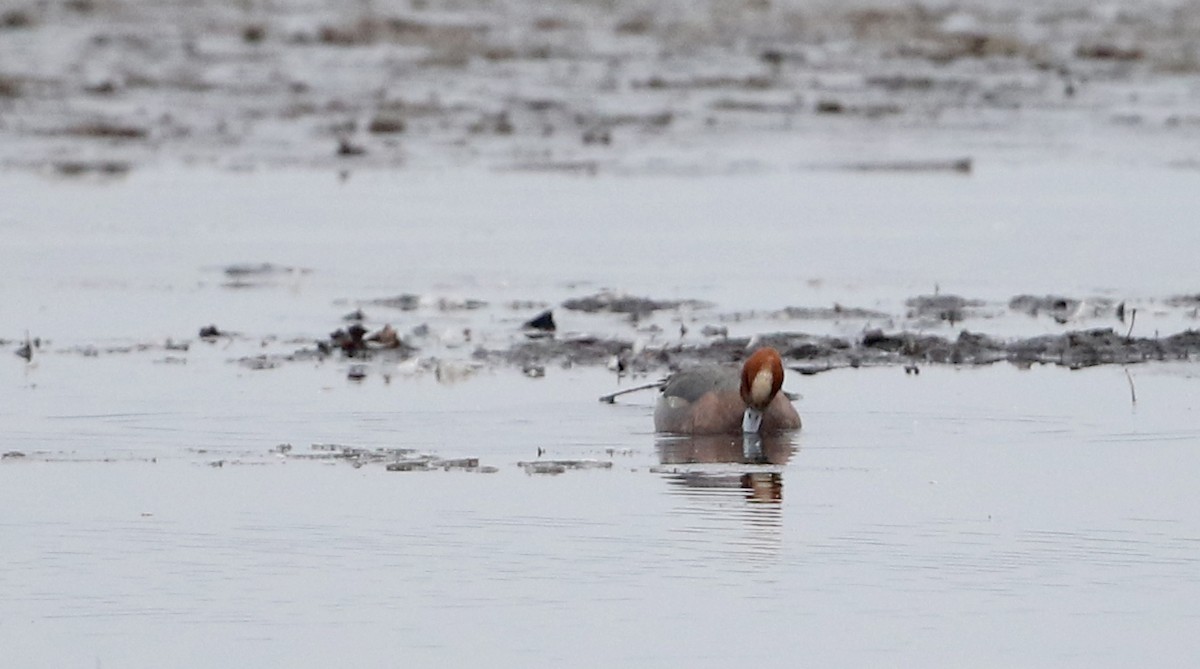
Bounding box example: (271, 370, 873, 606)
(654, 347, 802, 435)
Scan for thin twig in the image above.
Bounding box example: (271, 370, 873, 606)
(598, 381, 664, 404)
(1124, 368, 1137, 406)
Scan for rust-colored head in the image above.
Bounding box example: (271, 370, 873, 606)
(740, 347, 785, 411)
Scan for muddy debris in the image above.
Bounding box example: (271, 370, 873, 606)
(1164, 294, 1200, 308)
(0, 75, 20, 98)
(242, 24, 266, 44)
(2, 0, 1200, 173)
(1012, 295, 1117, 323)
(1, 9, 33, 30)
(773, 304, 891, 320)
(15, 333, 34, 362)
(498, 322, 1200, 379)
(327, 323, 416, 358)
(1076, 44, 1144, 62)
(522, 363, 546, 378)
(330, 323, 368, 355)
(494, 334, 633, 369)
(841, 158, 972, 174)
(336, 137, 366, 157)
(221, 262, 308, 288)
(52, 161, 131, 177)
(522, 309, 556, 338)
(367, 115, 406, 134)
(519, 459, 614, 475)
(815, 99, 846, 115)
(385, 456, 490, 472)
(62, 122, 148, 140)
(372, 294, 421, 311)
(224, 262, 302, 277)
(562, 291, 711, 316)
(287, 443, 484, 472)
(366, 324, 403, 348)
(906, 294, 986, 324)
(370, 294, 487, 312)
(1010, 294, 1079, 316)
(240, 356, 279, 370)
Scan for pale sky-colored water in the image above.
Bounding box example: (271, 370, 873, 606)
(2, 162, 1200, 667)
(3, 360, 1199, 667)
(2, 162, 1198, 342)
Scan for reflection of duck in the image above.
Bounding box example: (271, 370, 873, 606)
(654, 347, 801, 435)
(655, 432, 797, 503)
(657, 432, 795, 466)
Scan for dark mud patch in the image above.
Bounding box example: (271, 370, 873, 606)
(905, 294, 987, 324)
(562, 291, 712, 317)
(274, 443, 495, 471)
(16, 291, 1200, 380)
(722, 304, 891, 322)
(218, 262, 311, 288)
(519, 459, 614, 475)
(60, 122, 149, 140)
(0, 75, 21, 98)
(483, 326, 1200, 377)
(52, 160, 132, 177)
(369, 294, 488, 311)
(1165, 294, 1200, 308)
(835, 158, 973, 174)
(3, 0, 1200, 172)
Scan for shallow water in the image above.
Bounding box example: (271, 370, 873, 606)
(6, 0, 1200, 660)
(4, 351, 1200, 667)
(3, 163, 1200, 666)
(3, 163, 1200, 347)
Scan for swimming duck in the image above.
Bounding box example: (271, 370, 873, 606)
(654, 347, 802, 434)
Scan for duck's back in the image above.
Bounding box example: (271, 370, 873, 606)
(659, 366, 739, 403)
(654, 366, 742, 434)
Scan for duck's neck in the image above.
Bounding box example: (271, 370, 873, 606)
(742, 407, 763, 433)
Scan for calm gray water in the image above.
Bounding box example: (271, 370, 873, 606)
(3, 163, 1200, 341)
(3, 166, 1200, 667)
(3, 362, 1200, 667)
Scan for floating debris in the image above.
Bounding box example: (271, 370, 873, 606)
(905, 294, 985, 323)
(562, 291, 711, 316)
(372, 294, 420, 311)
(774, 304, 891, 320)
(15, 332, 33, 362)
(386, 461, 429, 472)
(220, 262, 309, 288)
(522, 462, 566, 475)
(518, 459, 614, 475)
(433, 457, 480, 470)
(365, 324, 404, 349)
(523, 309, 556, 333)
(240, 356, 278, 370)
(164, 339, 190, 352)
(522, 364, 546, 378)
(223, 262, 302, 277)
(336, 137, 366, 156)
(1009, 294, 1082, 322)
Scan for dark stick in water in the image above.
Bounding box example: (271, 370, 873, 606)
(598, 381, 664, 404)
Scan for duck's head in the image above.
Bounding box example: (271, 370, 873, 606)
(739, 347, 785, 432)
